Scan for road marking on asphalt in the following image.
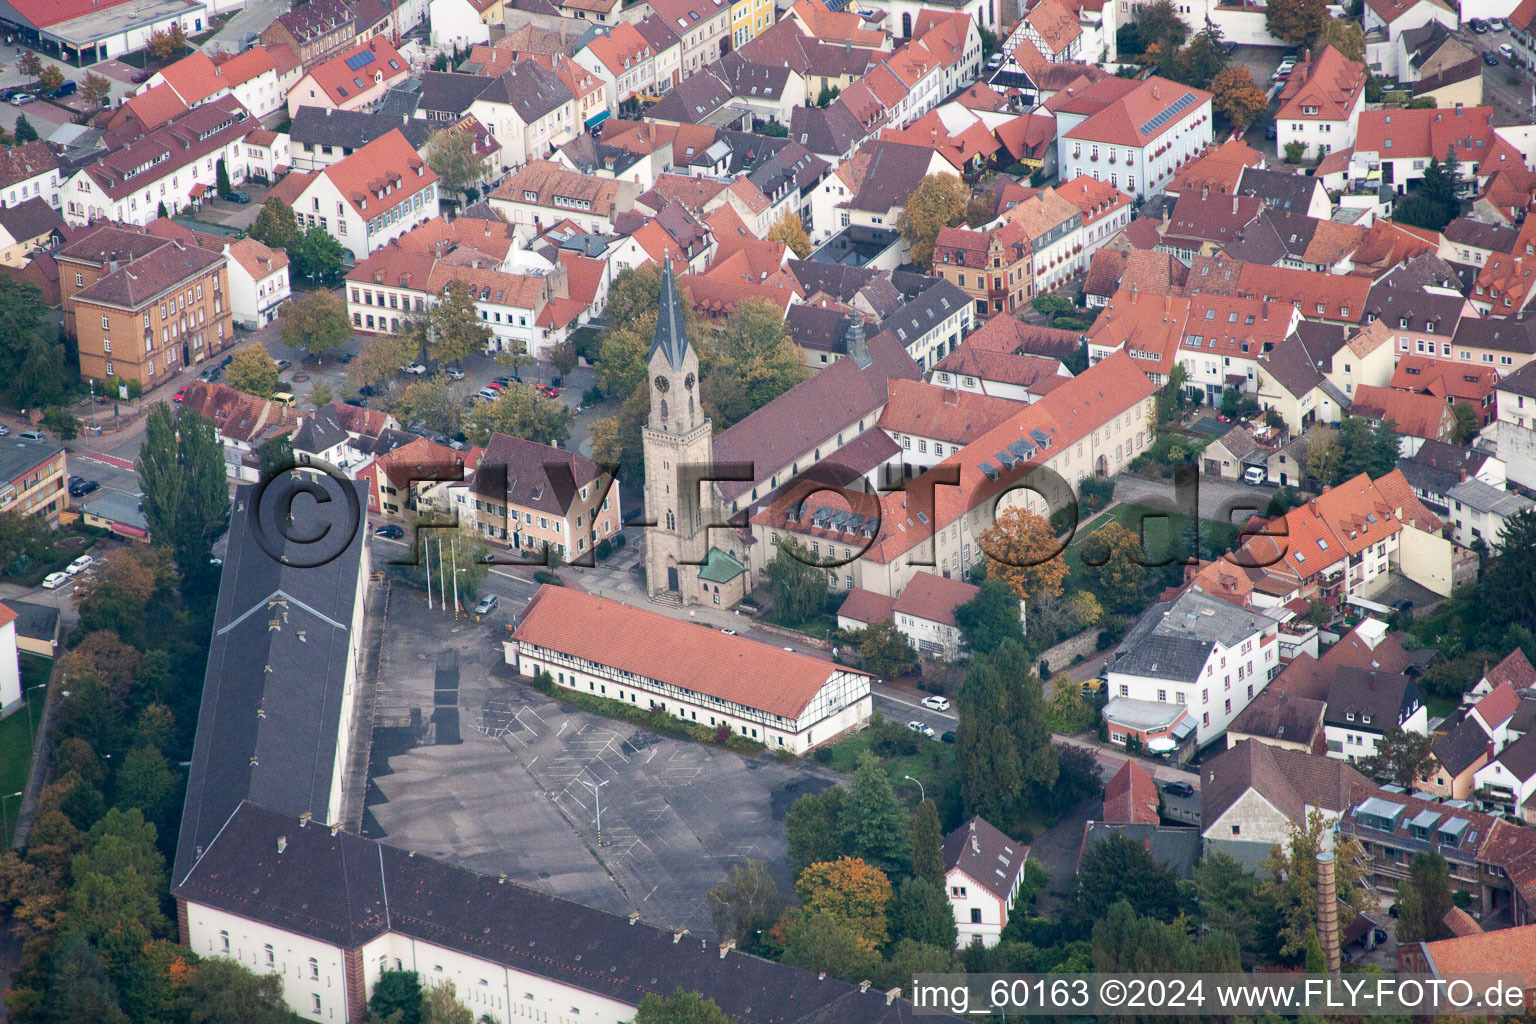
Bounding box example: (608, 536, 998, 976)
(876, 690, 958, 721)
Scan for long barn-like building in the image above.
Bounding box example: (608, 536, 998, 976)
(508, 585, 875, 753)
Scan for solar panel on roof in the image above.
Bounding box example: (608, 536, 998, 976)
(1138, 92, 1197, 136)
(345, 50, 377, 71)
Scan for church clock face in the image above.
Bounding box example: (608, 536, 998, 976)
(684, 373, 695, 391)
(654, 375, 670, 393)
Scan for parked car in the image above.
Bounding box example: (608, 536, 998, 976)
(18, 430, 44, 442)
(920, 695, 951, 712)
(337, 352, 354, 364)
(199, 366, 218, 381)
(130, 70, 151, 83)
(494, 375, 521, 385)
(273, 358, 291, 371)
(1164, 780, 1196, 798)
(69, 479, 99, 497)
(358, 384, 381, 397)
(540, 385, 561, 398)
(47, 80, 76, 98)
(0, 88, 24, 101)
(0, 424, 10, 437)
(375, 524, 405, 539)
(473, 594, 499, 615)
(905, 721, 937, 739)
(941, 731, 956, 744)
(1243, 466, 1267, 485)
(485, 380, 506, 390)
(445, 367, 465, 380)
(475, 387, 499, 401)
(1484, 50, 1500, 64)
(220, 190, 251, 204)
(1472, 17, 1490, 31)
(173, 386, 188, 403)
(10, 93, 36, 106)
(1500, 42, 1514, 56)
(41, 571, 68, 589)
(720, 627, 737, 635)
(402, 362, 428, 375)
(65, 555, 94, 576)
(1491, 16, 1508, 29)
(344, 397, 368, 408)
(1392, 599, 1414, 613)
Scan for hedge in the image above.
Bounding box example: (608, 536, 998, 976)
(527, 670, 766, 756)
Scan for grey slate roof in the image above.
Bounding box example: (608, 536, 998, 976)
(787, 303, 852, 353)
(1447, 478, 1535, 517)
(849, 141, 942, 215)
(291, 106, 432, 152)
(0, 195, 61, 243)
(649, 258, 690, 372)
(942, 815, 1027, 900)
(1237, 166, 1322, 215)
(1201, 739, 1368, 830)
(1228, 690, 1327, 747)
(172, 477, 368, 886)
(1401, 440, 1490, 499)
(1112, 589, 1274, 684)
(1433, 715, 1491, 778)
(416, 71, 494, 119)
(477, 62, 574, 124)
(789, 102, 866, 158)
(1324, 667, 1422, 735)
(0, 436, 63, 484)
(176, 803, 951, 1022)
(1079, 823, 1201, 879)
(647, 67, 733, 125)
(5, 598, 58, 648)
(880, 278, 969, 351)
(1455, 315, 1536, 360)
(291, 408, 350, 456)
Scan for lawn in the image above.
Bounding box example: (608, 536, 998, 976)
(1062, 502, 1242, 577)
(0, 703, 39, 847)
(819, 721, 964, 826)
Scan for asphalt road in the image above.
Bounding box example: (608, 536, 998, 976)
(1466, 24, 1536, 125)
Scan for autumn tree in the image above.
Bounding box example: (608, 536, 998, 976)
(248, 196, 301, 250)
(146, 24, 187, 60)
(279, 289, 351, 360)
(1315, 22, 1365, 62)
(896, 173, 969, 270)
(858, 618, 918, 679)
(393, 373, 464, 436)
(465, 384, 571, 447)
(767, 211, 812, 258)
(37, 65, 63, 94)
(350, 330, 415, 393)
(1265, 0, 1328, 46)
(224, 345, 281, 398)
(424, 127, 489, 205)
(707, 860, 784, 948)
(977, 507, 1069, 604)
(80, 72, 112, 110)
(795, 857, 893, 947)
(1210, 66, 1267, 131)
(16, 51, 41, 81)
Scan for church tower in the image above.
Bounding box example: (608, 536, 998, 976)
(642, 259, 714, 603)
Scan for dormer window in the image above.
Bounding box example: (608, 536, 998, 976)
(1302, 105, 1319, 115)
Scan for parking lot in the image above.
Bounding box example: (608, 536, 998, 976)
(363, 587, 840, 934)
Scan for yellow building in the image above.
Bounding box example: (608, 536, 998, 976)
(730, 0, 774, 49)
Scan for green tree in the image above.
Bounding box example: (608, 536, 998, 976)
(224, 346, 281, 398)
(179, 955, 295, 1024)
(957, 639, 1057, 836)
(1265, 0, 1328, 45)
(422, 981, 475, 1024)
(0, 276, 68, 410)
(424, 127, 489, 204)
(761, 538, 829, 626)
(216, 157, 231, 197)
(1263, 809, 1371, 957)
(248, 196, 301, 250)
(1484, 509, 1536, 627)
(291, 226, 346, 286)
(859, 618, 917, 679)
(1396, 851, 1454, 944)
(889, 876, 958, 949)
(1359, 727, 1435, 788)
(1077, 521, 1148, 614)
(1191, 850, 1271, 961)
(1045, 682, 1098, 733)
(548, 339, 578, 376)
(1069, 833, 1185, 937)
(780, 909, 883, 982)
(633, 988, 730, 1024)
(255, 434, 294, 480)
(42, 406, 81, 440)
(430, 278, 493, 364)
(1335, 414, 1402, 480)
(464, 384, 571, 447)
(1315, 20, 1365, 61)
(785, 786, 848, 875)
(13, 114, 36, 143)
(910, 798, 944, 886)
(394, 373, 465, 437)
(841, 752, 909, 875)
(897, 173, 969, 269)
(280, 289, 351, 360)
(310, 381, 334, 408)
(369, 970, 424, 1024)
(137, 405, 231, 577)
(406, 521, 489, 600)
(112, 745, 178, 836)
(44, 933, 128, 1024)
(702, 297, 807, 429)
(66, 808, 167, 946)
(1451, 400, 1479, 444)
(707, 859, 784, 948)
(1163, 26, 1228, 89)
(953, 578, 1024, 655)
(1132, 0, 1188, 53)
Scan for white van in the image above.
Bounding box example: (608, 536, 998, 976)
(1243, 466, 1267, 486)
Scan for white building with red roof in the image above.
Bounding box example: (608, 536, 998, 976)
(1053, 75, 1213, 201)
(1365, 0, 1457, 78)
(144, 46, 296, 119)
(572, 21, 658, 109)
(285, 36, 409, 118)
(838, 571, 982, 659)
(1275, 45, 1367, 162)
(510, 586, 875, 752)
(290, 128, 439, 259)
(1351, 105, 1522, 196)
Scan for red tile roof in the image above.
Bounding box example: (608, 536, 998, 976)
(892, 571, 978, 626)
(1277, 45, 1366, 123)
(1389, 354, 1499, 403)
(319, 128, 435, 219)
(1419, 923, 1536, 976)
(1102, 759, 1160, 825)
(1351, 384, 1457, 440)
(1025, 0, 1082, 54)
(1486, 649, 1536, 691)
(513, 586, 873, 718)
(877, 380, 1021, 444)
(1474, 680, 1522, 732)
(302, 36, 408, 106)
(1060, 76, 1212, 149)
(837, 587, 898, 625)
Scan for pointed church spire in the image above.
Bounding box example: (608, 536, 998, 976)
(649, 256, 692, 372)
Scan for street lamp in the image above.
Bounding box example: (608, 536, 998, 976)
(1, 791, 22, 847)
(23, 681, 47, 751)
(578, 776, 609, 846)
(903, 775, 926, 802)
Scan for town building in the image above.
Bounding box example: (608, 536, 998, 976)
(0, 436, 67, 526)
(286, 36, 410, 118)
(1324, 666, 1428, 761)
(1275, 45, 1367, 161)
(467, 433, 620, 561)
(1053, 76, 1213, 201)
(1444, 478, 1535, 549)
(876, 380, 1019, 473)
(289, 107, 432, 172)
(178, 382, 299, 481)
(510, 586, 873, 752)
(0, 141, 60, 210)
(288, 129, 440, 260)
(1200, 739, 1367, 852)
(260, 0, 357, 67)
(944, 816, 1028, 948)
(1107, 588, 1281, 750)
(62, 231, 233, 391)
(0, 199, 61, 268)
(836, 571, 981, 660)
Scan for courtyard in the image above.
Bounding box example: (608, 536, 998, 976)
(362, 584, 840, 935)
